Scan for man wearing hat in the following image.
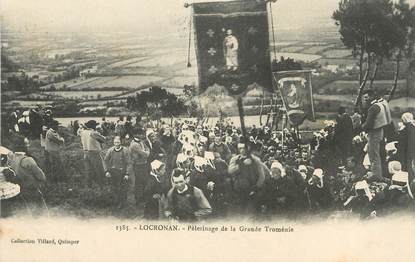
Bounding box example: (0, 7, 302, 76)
(104, 136, 130, 209)
(128, 128, 150, 206)
(143, 160, 165, 219)
(146, 128, 166, 164)
(79, 120, 106, 188)
(209, 133, 231, 163)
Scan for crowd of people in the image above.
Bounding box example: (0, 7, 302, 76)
(1, 89, 414, 221)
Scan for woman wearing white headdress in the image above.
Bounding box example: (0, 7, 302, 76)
(380, 171, 414, 214)
(307, 168, 333, 211)
(143, 160, 166, 220)
(397, 112, 415, 180)
(343, 180, 376, 219)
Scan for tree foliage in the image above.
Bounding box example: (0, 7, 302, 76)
(126, 86, 187, 119)
(272, 56, 303, 71)
(333, 0, 415, 104)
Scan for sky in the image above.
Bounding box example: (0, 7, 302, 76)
(1, 0, 414, 34)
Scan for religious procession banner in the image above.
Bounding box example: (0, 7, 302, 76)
(192, 0, 273, 97)
(273, 70, 315, 126)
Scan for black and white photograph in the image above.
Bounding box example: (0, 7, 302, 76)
(1, 0, 415, 261)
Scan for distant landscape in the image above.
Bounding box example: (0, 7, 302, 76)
(1, 17, 414, 126)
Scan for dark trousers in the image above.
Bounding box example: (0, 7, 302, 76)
(133, 163, 148, 205)
(230, 191, 257, 217)
(109, 168, 129, 207)
(144, 199, 159, 219)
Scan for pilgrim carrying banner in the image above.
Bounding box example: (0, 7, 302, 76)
(192, 0, 273, 96)
(273, 70, 315, 126)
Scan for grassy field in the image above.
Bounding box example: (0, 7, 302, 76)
(279, 46, 307, 52)
(86, 75, 165, 89)
(318, 58, 357, 66)
(108, 57, 150, 68)
(389, 97, 415, 111)
(161, 76, 198, 88)
(39, 77, 103, 90)
(322, 49, 352, 58)
(42, 91, 126, 99)
(133, 52, 188, 67)
(2, 100, 55, 109)
(302, 45, 334, 54)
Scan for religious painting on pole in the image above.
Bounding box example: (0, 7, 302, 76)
(192, 0, 273, 97)
(273, 70, 315, 126)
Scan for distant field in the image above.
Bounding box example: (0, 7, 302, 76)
(314, 94, 354, 102)
(133, 51, 188, 67)
(302, 45, 333, 54)
(318, 58, 357, 66)
(16, 93, 59, 100)
(78, 100, 125, 107)
(117, 87, 185, 98)
(279, 46, 306, 52)
(3, 100, 54, 108)
(39, 77, 103, 90)
(389, 97, 415, 109)
(161, 76, 198, 87)
(323, 49, 351, 58)
(173, 66, 198, 77)
(124, 61, 153, 68)
(149, 48, 186, 56)
(271, 42, 297, 47)
(89, 75, 165, 89)
(117, 44, 148, 50)
(42, 91, 125, 99)
(68, 77, 120, 90)
(108, 57, 149, 68)
(302, 42, 330, 46)
(319, 79, 407, 95)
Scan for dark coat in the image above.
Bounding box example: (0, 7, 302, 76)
(334, 113, 353, 155)
(143, 175, 163, 219)
(398, 123, 415, 179)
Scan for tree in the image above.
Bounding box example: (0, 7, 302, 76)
(272, 56, 302, 71)
(332, 0, 396, 106)
(388, 0, 415, 100)
(126, 86, 189, 119)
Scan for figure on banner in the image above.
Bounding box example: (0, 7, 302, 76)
(286, 83, 302, 109)
(278, 76, 310, 126)
(223, 29, 239, 71)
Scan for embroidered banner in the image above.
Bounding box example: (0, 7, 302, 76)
(273, 70, 315, 126)
(192, 0, 273, 96)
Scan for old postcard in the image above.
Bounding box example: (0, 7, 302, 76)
(1, 0, 415, 261)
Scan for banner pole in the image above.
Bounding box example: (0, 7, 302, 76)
(237, 97, 248, 141)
